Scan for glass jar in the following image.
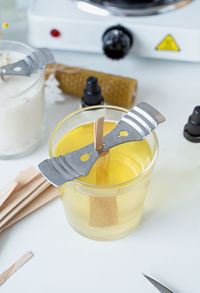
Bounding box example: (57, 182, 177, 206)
(49, 105, 159, 240)
(0, 0, 17, 23)
(0, 40, 45, 159)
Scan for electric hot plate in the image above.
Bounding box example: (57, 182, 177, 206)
(78, 0, 192, 16)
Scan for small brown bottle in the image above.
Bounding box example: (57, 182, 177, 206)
(81, 76, 104, 108)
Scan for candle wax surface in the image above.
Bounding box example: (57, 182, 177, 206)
(55, 121, 152, 185)
(0, 50, 44, 156)
(0, 51, 39, 103)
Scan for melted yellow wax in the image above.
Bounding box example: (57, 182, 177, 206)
(55, 121, 154, 240)
(55, 122, 152, 185)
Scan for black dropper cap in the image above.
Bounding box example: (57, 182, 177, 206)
(184, 106, 200, 142)
(81, 76, 104, 108)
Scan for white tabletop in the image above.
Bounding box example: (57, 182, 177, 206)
(1, 19, 200, 293)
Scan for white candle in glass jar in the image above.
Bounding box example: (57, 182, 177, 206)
(0, 41, 45, 159)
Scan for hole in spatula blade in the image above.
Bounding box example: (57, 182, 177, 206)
(14, 67, 22, 72)
(118, 130, 128, 137)
(80, 152, 92, 161)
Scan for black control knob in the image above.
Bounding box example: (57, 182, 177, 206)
(102, 25, 133, 60)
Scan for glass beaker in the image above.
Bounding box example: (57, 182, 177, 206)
(49, 105, 158, 240)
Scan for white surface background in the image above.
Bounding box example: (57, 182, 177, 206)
(1, 17, 200, 293)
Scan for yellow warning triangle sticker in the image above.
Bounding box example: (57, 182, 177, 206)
(156, 34, 180, 51)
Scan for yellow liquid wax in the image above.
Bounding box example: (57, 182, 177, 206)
(55, 122, 154, 240)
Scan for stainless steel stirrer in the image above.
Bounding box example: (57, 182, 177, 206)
(0, 48, 55, 79)
(38, 102, 165, 187)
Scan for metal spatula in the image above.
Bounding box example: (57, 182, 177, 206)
(38, 102, 165, 187)
(0, 48, 55, 79)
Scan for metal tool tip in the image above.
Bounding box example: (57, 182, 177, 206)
(142, 273, 174, 293)
(142, 273, 152, 281)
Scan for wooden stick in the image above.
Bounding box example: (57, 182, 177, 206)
(0, 167, 40, 208)
(94, 116, 104, 151)
(89, 117, 118, 227)
(14, 167, 40, 191)
(0, 185, 60, 233)
(0, 180, 50, 228)
(0, 174, 46, 221)
(0, 252, 33, 286)
(0, 181, 18, 207)
(0, 166, 60, 232)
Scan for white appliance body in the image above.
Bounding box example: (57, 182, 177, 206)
(28, 0, 200, 62)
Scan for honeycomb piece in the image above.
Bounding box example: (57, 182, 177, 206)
(45, 64, 138, 109)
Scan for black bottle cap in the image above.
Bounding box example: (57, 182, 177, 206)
(102, 25, 133, 60)
(184, 106, 200, 142)
(81, 76, 104, 108)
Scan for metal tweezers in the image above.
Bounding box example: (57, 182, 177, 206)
(143, 274, 175, 293)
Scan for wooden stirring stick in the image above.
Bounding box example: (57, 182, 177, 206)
(94, 116, 104, 151)
(14, 166, 40, 191)
(0, 185, 60, 233)
(0, 167, 40, 208)
(89, 117, 118, 227)
(0, 180, 50, 228)
(0, 181, 18, 207)
(0, 166, 60, 232)
(0, 252, 33, 286)
(0, 174, 46, 221)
